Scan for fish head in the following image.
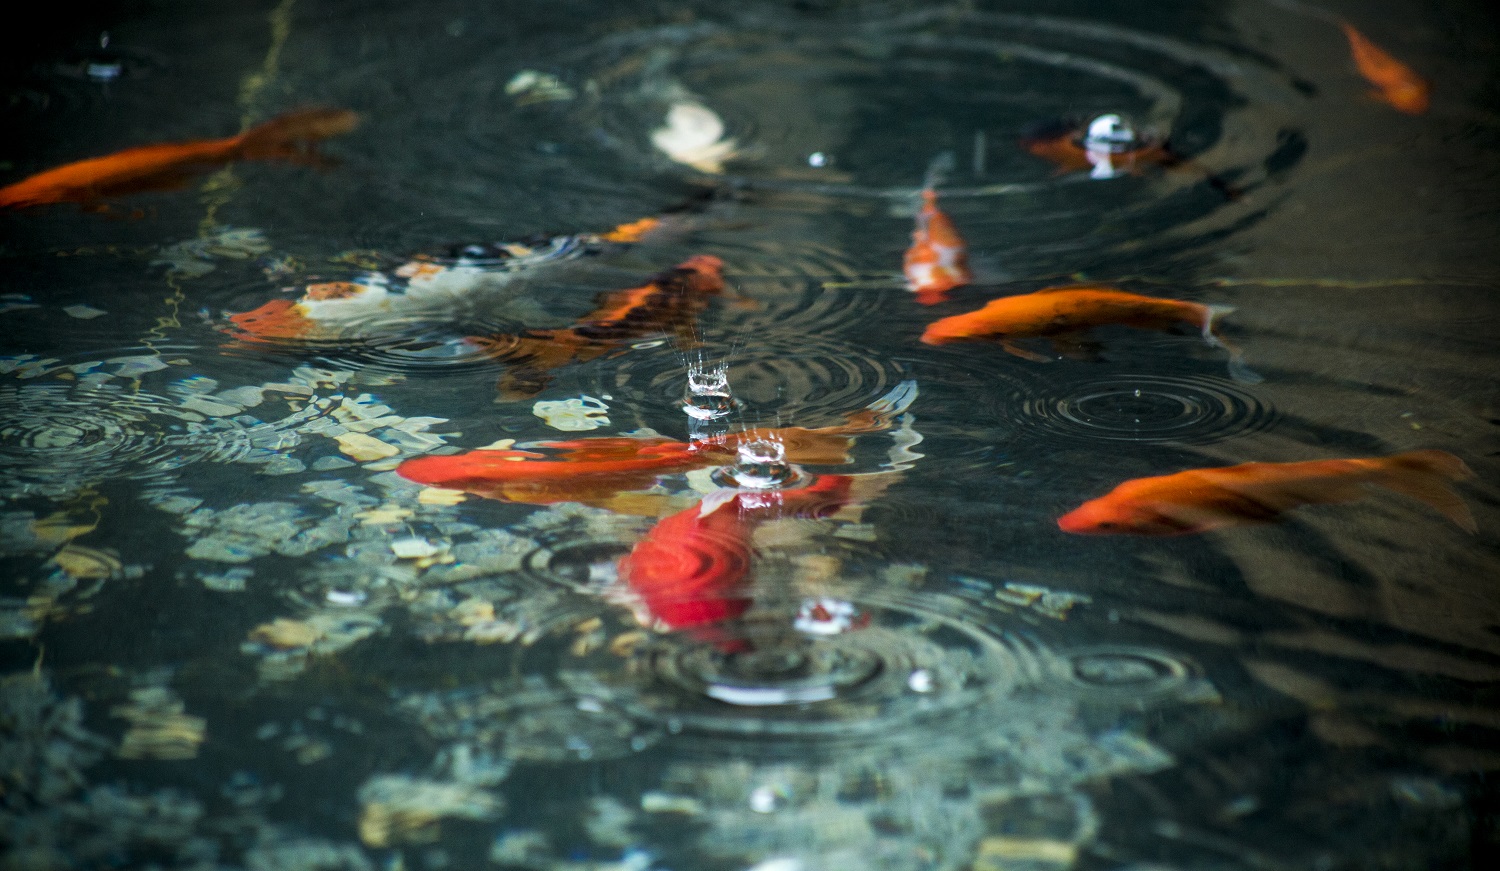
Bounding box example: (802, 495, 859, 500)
(919, 315, 970, 344)
(1057, 495, 1191, 535)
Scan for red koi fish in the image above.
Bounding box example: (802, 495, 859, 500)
(227, 219, 664, 342)
(920, 284, 1259, 383)
(1339, 21, 1430, 115)
(1022, 114, 1239, 199)
(465, 254, 725, 400)
(618, 475, 853, 636)
(0, 107, 359, 210)
(903, 189, 972, 305)
(397, 436, 707, 507)
(1058, 450, 1475, 536)
(395, 380, 918, 506)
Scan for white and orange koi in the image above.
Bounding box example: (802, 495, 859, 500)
(226, 219, 662, 342)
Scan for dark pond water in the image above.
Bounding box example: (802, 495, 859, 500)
(4, 0, 1499, 868)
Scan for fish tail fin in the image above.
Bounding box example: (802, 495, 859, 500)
(1200, 303, 1236, 345)
(1201, 304, 1263, 383)
(1375, 450, 1477, 533)
(236, 107, 360, 160)
(922, 151, 956, 191)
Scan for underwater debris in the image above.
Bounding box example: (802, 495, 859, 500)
(111, 685, 207, 761)
(0, 671, 111, 811)
(356, 774, 502, 847)
(533, 394, 612, 431)
(506, 69, 577, 104)
(992, 581, 1092, 620)
(652, 101, 740, 173)
(152, 227, 272, 279)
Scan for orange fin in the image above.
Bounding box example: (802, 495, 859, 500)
(236, 107, 360, 160)
(1374, 450, 1477, 533)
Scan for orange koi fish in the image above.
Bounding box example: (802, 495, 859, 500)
(1022, 114, 1238, 199)
(0, 107, 359, 210)
(1058, 450, 1475, 536)
(1339, 21, 1430, 115)
(618, 475, 853, 635)
(903, 189, 972, 305)
(227, 221, 663, 342)
(397, 436, 707, 507)
(466, 254, 724, 400)
(921, 284, 1260, 383)
(903, 152, 972, 305)
(395, 380, 918, 507)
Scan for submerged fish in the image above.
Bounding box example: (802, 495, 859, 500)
(0, 107, 359, 210)
(466, 253, 725, 400)
(921, 284, 1260, 383)
(1021, 114, 1238, 198)
(903, 153, 972, 305)
(396, 436, 706, 507)
(618, 475, 853, 635)
(1057, 450, 1476, 536)
(226, 220, 664, 342)
(396, 380, 919, 506)
(1339, 21, 1430, 115)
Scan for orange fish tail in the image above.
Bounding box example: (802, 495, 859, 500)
(235, 107, 361, 160)
(1339, 21, 1430, 115)
(1373, 450, 1476, 533)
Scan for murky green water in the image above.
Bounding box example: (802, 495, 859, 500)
(4, 0, 1499, 868)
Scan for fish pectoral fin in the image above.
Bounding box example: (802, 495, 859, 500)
(1000, 339, 1055, 363)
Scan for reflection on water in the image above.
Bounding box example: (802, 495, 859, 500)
(3, 0, 1499, 868)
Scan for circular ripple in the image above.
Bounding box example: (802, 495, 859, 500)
(518, 583, 1054, 745)
(565, 8, 1298, 191)
(0, 380, 258, 497)
(1054, 645, 1209, 705)
(603, 333, 911, 438)
(1009, 373, 1276, 445)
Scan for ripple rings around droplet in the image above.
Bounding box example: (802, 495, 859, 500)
(602, 334, 911, 437)
(527, 583, 1054, 745)
(1010, 373, 1277, 445)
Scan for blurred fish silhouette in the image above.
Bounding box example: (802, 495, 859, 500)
(903, 153, 972, 305)
(467, 254, 725, 400)
(396, 380, 919, 506)
(618, 474, 853, 639)
(921, 284, 1260, 383)
(1022, 114, 1239, 199)
(227, 219, 664, 342)
(0, 107, 359, 210)
(1058, 450, 1475, 535)
(1339, 21, 1430, 115)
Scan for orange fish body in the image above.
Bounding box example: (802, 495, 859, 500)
(396, 437, 710, 505)
(921, 284, 1224, 353)
(1339, 21, 1430, 115)
(391, 388, 906, 508)
(0, 107, 358, 209)
(903, 189, 971, 305)
(1057, 450, 1475, 535)
(618, 475, 853, 633)
(467, 254, 725, 400)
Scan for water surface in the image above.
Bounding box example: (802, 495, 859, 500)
(3, 0, 1499, 868)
